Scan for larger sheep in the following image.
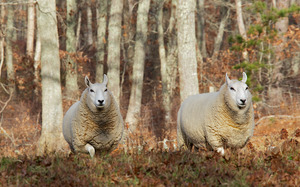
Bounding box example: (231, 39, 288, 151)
(177, 72, 254, 155)
(63, 75, 124, 158)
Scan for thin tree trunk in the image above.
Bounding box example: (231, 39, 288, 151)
(37, 0, 67, 156)
(177, 0, 199, 102)
(95, 0, 107, 83)
(34, 28, 41, 97)
(27, 0, 35, 58)
(86, 0, 93, 46)
(197, 0, 207, 58)
(157, 1, 171, 122)
(125, 0, 151, 131)
(107, 0, 123, 105)
(167, 0, 178, 99)
(235, 0, 249, 61)
(65, 0, 79, 98)
(211, 6, 230, 62)
(5, 2, 16, 92)
(76, 10, 82, 50)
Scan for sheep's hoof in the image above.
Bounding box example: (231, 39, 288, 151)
(217, 147, 225, 156)
(85, 144, 95, 158)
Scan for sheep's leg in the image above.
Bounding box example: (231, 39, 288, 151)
(177, 125, 188, 150)
(207, 135, 225, 156)
(85, 143, 95, 158)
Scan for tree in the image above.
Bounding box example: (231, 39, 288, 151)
(95, 0, 107, 83)
(197, 0, 207, 58)
(27, 0, 35, 58)
(37, 0, 67, 156)
(5, 1, 16, 92)
(212, 4, 230, 62)
(235, 0, 249, 61)
(86, 0, 93, 46)
(125, 0, 151, 131)
(65, 0, 79, 98)
(107, 0, 123, 105)
(177, 0, 199, 102)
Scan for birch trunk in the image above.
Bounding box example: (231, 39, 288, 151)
(177, 0, 199, 102)
(27, 0, 35, 58)
(5, 2, 15, 92)
(65, 0, 79, 98)
(37, 0, 67, 156)
(95, 0, 107, 83)
(125, 0, 151, 131)
(107, 0, 123, 105)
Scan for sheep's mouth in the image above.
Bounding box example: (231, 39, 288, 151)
(237, 104, 246, 109)
(96, 104, 105, 109)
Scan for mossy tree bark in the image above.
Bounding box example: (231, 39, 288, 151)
(37, 0, 67, 156)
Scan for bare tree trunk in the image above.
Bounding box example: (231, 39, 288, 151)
(95, 0, 107, 83)
(5, 2, 16, 92)
(157, 1, 171, 122)
(37, 0, 67, 156)
(268, 0, 290, 104)
(65, 0, 79, 98)
(177, 0, 199, 102)
(86, 0, 93, 46)
(76, 10, 82, 50)
(125, 0, 151, 131)
(235, 0, 249, 61)
(27, 0, 35, 58)
(107, 0, 123, 105)
(211, 5, 230, 62)
(197, 0, 207, 58)
(167, 0, 178, 99)
(34, 30, 41, 97)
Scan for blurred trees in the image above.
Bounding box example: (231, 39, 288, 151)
(0, 0, 299, 153)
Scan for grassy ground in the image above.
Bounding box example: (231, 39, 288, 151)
(1, 128, 299, 186)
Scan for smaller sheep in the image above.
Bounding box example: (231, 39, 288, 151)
(177, 72, 254, 155)
(63, 75, 124, 158)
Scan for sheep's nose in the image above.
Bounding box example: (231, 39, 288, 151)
(240, 99, 246, 104)
(98, 100, 104, 104)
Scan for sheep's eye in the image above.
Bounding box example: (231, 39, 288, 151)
(245, 87, 249, 90)
(104, 89, 108, 92)
(230, 87, 235, 91)
(90, 89, 94, 93)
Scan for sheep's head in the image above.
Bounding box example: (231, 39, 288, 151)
(85, 74, 111, 110)
(225, 72, 251, 110)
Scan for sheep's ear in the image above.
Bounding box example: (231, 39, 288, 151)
(225, 73, 231, 85)
(85, 76, 91, 88)
(103, 74, 108, 85)
(241, 72, 247, 83)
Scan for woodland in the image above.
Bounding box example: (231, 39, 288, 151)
(0, 0, 300, 186)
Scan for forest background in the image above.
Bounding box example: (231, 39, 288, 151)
(0, 0, 300, 186)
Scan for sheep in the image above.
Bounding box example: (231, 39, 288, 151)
(177, 72, 254, 155)
(63, 74, 124, 158)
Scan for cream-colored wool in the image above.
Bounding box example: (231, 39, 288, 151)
(63, 75, 124, 157)
(177, 72, 254, 155)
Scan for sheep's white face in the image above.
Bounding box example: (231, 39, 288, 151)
(225, 72, 251, 109)
(85, 75, 110, 109)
